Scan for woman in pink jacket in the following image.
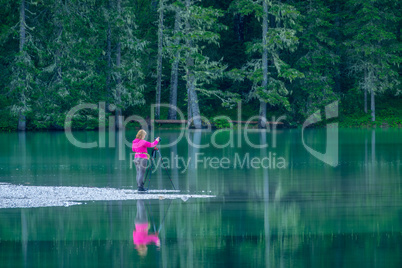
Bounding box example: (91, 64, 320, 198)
(132, 129, 160, 191)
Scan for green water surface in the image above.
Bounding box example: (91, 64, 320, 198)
(0, 129, 401, 267)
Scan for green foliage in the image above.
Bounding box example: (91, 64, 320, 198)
(111, 1, 147, 109)
(344, 0, 401, 101)
(0, 110, 17, 132)
(232, 0, 304, 112)
(289, 0, 340, 117)
(163, 0, 241, 112)
(210, 118, 231, 129)
(0, 0, 400, 131)
(339, 96, 402, 128)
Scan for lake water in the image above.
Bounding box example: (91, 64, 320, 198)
(0, 128, 401, 267)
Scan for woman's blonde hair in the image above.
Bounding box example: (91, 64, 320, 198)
(136, 129, 147, 139)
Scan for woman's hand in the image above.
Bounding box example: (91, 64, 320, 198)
(156, 137, 160, 142)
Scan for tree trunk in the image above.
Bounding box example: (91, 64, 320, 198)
(364, 87, 367, 113)
(258, 0, 268, 129)
(55, 0, 63, 82)
(168, 8, 181, 120)
(18, 0, 26, 131)
(187, 88, 192, 121)
(370, 72, 375, 122)
(115, 0, 123, 129)
(333, 0, 341, 93)
(188, 77, 201, 128)
(364, 68, 367, 113)
(106, 0, 112, 110)
(19, 0, 26, 59)
(234, 13, 244, 42)
(52, 0, 63, 130)
(259, 101, 267, 129)
(187, 81, 192, 121)
(185, 0, 201, 129)
(155, 0, 164, 119)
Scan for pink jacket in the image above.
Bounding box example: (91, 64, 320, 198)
(132, 138, 159, 159)
(133, 223, 160, 245)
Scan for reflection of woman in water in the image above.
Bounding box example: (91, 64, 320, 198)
(133, 200, 160, 257)
(132, 129, 160, 191)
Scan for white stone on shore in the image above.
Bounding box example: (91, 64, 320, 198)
(0, 183, 214, 209)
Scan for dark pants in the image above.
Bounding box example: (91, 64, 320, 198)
(134, 158, 148, 188)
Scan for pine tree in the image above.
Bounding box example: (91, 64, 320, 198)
(106, 0, 113, 110)
(344, 0, 401, 122)
(167, 1, 182, 120)
(231, 0, 304, 128)
(0, 0, 19, 130)
(8, 0, 36, 131)
(111, 0, 147, 128)
(155, 0, 165, 120)
(32, 0, 107, 129)
(290, 0, 339, 120)
(164, 0, 238, 128)
(34, 0, 71, 129)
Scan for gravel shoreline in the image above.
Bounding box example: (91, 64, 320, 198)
(0, 183, 214, 209)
